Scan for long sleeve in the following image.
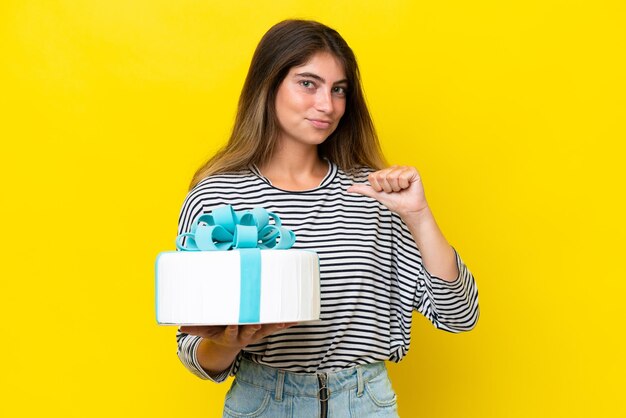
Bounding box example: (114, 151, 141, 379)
(391, 213, 479, 333)
(176, 329, 237, 382)
(414, 248, 480, 332)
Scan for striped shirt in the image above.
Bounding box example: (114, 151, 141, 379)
(176, 162, 479, 381)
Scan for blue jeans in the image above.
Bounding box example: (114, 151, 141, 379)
(223, 357, 399, 417)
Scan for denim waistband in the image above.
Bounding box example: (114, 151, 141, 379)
(235, 356, 388, 399)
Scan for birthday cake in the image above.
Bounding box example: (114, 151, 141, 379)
(155, 205, 320, 325)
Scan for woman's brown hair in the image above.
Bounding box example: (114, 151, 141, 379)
(190, 19, 386, 189)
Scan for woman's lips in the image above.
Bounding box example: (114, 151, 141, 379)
(308, 119, 331, 129)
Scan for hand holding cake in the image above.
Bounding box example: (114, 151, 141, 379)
(179, 323, 298, 376)
(180, 323, 298, 348)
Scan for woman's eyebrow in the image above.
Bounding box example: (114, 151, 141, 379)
(294, 72, 348, 85)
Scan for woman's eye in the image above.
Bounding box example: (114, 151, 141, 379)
(300, 80, 314, 88)
(333, 86, 347, 96)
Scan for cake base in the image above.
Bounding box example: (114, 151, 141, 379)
(156, 250, 320, 325)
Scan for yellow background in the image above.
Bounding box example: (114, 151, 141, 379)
(1, 1, 624, 417)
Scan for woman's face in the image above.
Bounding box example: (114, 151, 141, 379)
(274, 51, 348, 149)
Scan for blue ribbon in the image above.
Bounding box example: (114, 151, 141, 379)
(175, 205, 296, 323)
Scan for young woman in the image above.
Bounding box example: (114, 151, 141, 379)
(176, 19, 479, 417)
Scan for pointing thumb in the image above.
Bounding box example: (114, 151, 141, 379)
(347, 184, 378, 199)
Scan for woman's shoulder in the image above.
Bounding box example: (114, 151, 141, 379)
(188, 168, 261, 196)
(194, 169, 254, 184)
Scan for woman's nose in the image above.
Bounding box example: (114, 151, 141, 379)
(314, 90, 334, 113)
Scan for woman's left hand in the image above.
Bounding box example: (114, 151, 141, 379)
(347, 165, 429, 217)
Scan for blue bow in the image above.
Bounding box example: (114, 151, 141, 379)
(176, 205, 295, 251)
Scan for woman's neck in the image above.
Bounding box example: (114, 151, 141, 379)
(257, 143, 328, 191)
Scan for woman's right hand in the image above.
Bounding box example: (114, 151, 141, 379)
(180, 323, 297, 350)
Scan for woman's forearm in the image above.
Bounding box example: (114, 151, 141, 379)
(401, 206, 458, 282)
(195, 338, 241, 375)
